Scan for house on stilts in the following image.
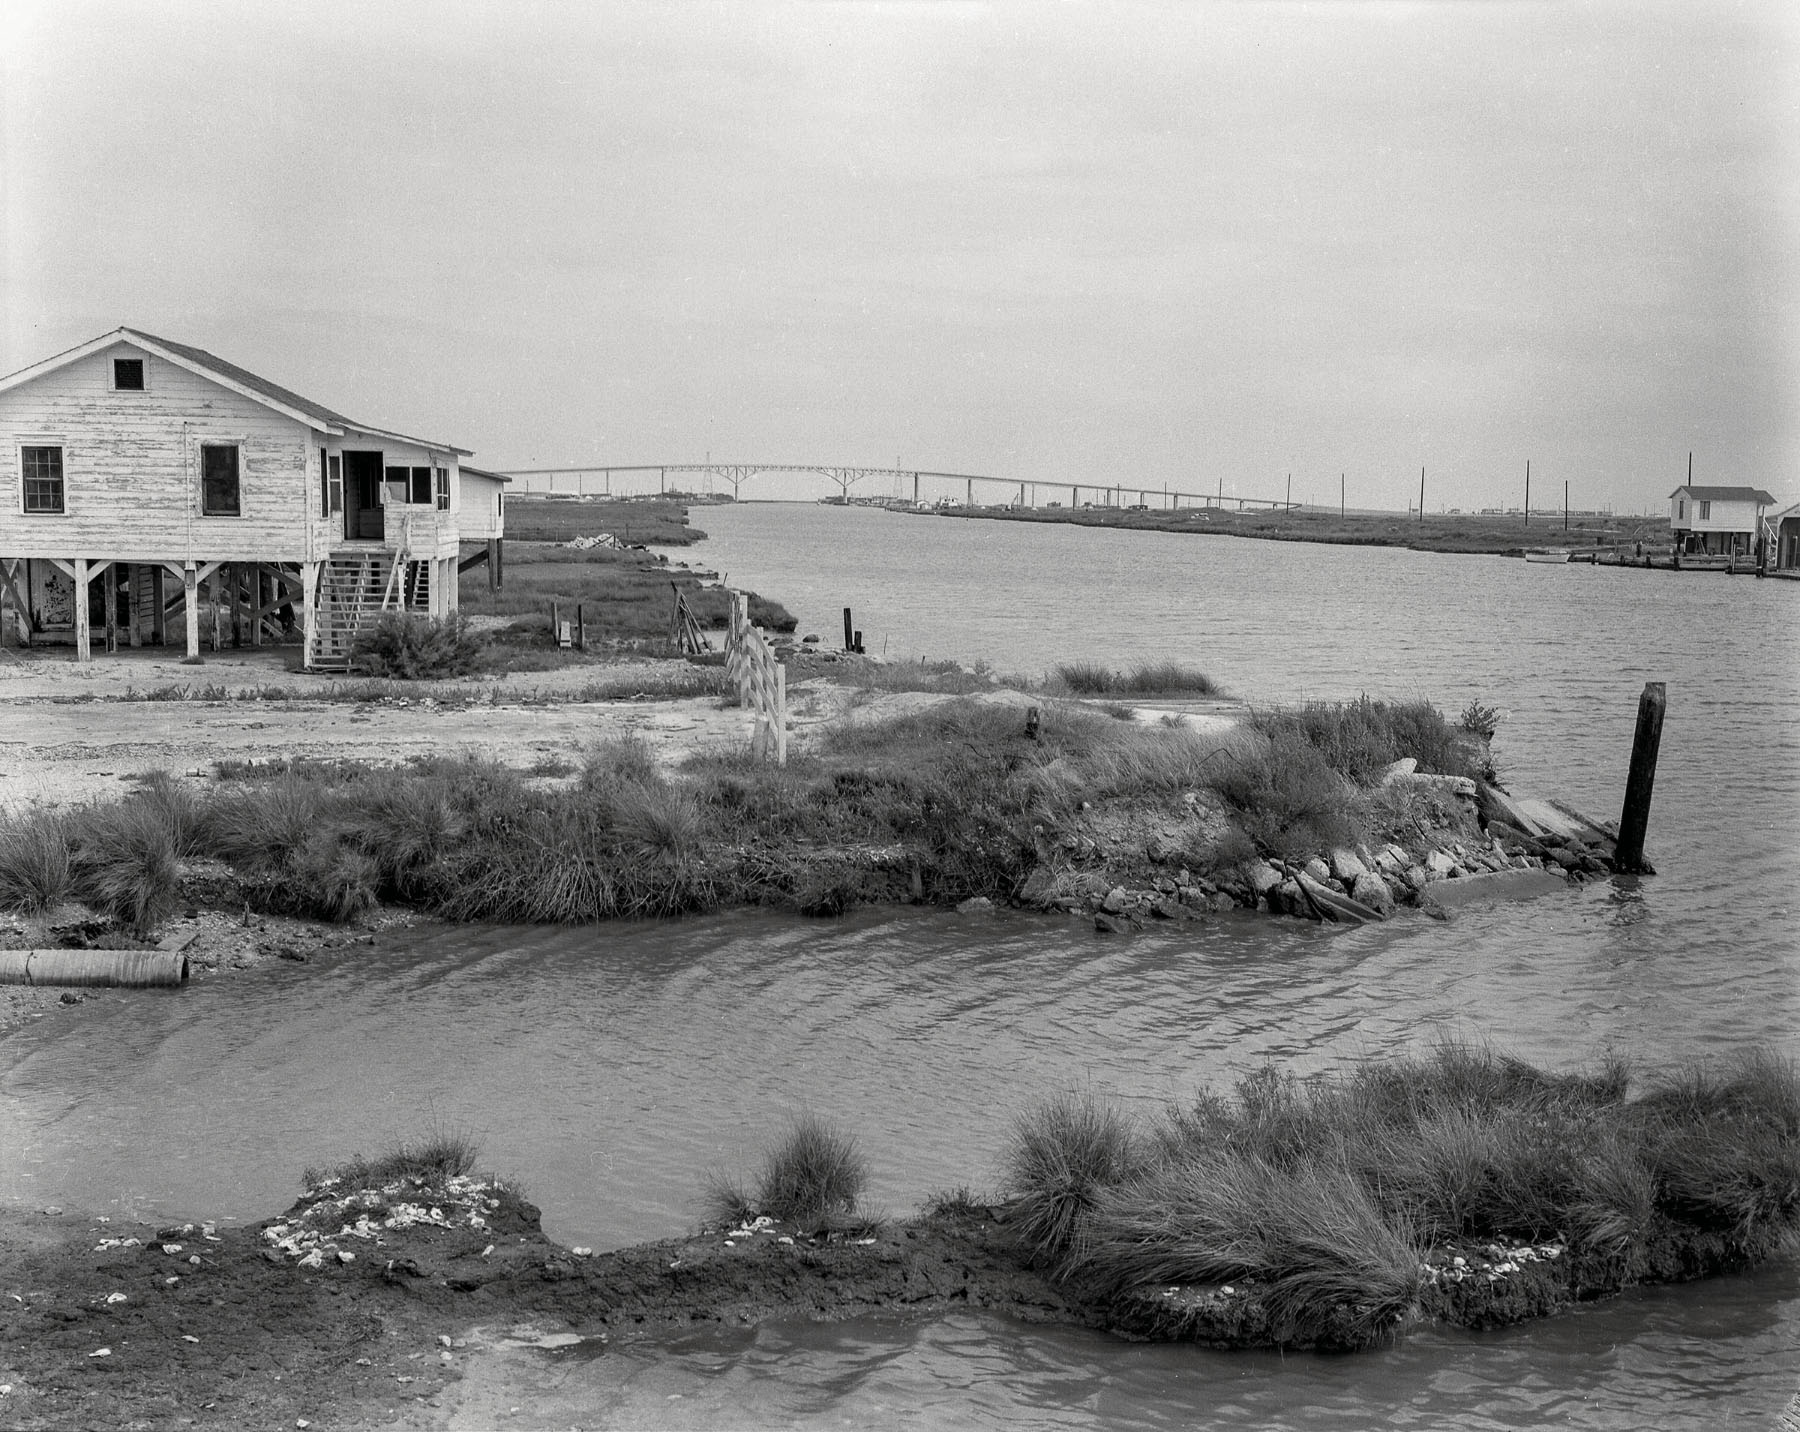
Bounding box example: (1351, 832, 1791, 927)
(0, 327, 503, 669)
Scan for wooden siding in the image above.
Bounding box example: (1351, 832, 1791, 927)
(457, 473, 505, 539)
(0, 341, 317, 561)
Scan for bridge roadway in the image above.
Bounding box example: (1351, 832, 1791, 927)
(497, 463, 1299, 512)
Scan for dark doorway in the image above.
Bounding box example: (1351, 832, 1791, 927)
(344, 451, 385, 541)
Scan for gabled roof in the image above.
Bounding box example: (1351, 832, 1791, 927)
(460, 464, 512, 484)
(1668, 485, 1776, 504)
(0, 327, 471, 455)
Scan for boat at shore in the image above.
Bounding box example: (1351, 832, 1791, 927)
(1523, 549, 1571, 563)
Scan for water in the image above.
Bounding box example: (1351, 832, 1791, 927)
(4, 505, 1797, 1427)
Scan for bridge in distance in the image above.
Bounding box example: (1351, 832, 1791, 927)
(497, 463, 1300, 512)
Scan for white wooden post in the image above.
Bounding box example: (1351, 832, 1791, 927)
(300, 560, 319, 670)
(775, 660, 787, 767)
(184, 564, 199, 659)
(73, 558, 91, 661)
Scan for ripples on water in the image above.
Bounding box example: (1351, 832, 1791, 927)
(3, 506, 1796, 1428)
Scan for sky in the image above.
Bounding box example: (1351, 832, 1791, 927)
(2, 0, 1795, 511)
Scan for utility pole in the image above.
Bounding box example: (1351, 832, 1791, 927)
(1286, 472, 1292, 509)
(1419, 467, 1426, 524)
(1524, 459, 1530, 527)
(1340, 472, 1345, 519)
(1564, 480, 1569, 531)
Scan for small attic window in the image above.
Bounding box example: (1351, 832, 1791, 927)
(113, 358, 145, 391)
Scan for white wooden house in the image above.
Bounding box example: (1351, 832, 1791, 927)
(0, 327, 474, 669)
(1667, 484, 1776, 558)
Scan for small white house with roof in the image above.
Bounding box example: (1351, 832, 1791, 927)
(1667, 484, 1776, 558)
(0, 327, 498, 668)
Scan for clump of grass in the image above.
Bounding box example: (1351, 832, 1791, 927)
(66, 800, 181, 935)
(707, 1115, 871, 1228)
(0, 809, 73, 914)
(1249, 696, 1479, 785)
(1052, 661, 1217, 696)
(1208, 727, 1361, 860)
(1076, 1153, 1426, 1347)
(582, 735, 661, 791)
(305, 1127, 481, 1194)
(351, 612, 488, 679)
(1004, 1091, 1143, 1266)
(1008, 1042, 1800, 1349)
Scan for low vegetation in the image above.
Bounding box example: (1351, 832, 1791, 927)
(1003, 1043, 1800, 1348)
(502, 496, 711, 546)
(938, 502, 1668, 558)
(459, 539, 794, 647)
(0, 689, 1487, 929)
(302, 1128, 481, 1196)
(349, 612, 486, 679)
(705, 1115, 871, 1229)
(1050, 661, 1218, 696)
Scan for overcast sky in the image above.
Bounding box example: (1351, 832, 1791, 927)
(3, 1, 1794, 511)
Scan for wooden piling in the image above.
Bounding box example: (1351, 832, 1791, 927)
(1614, 682, 1665, 875)
(842, 606, 853, 653)
(575, 603, 586, 652)
(104, 566, 118, 653)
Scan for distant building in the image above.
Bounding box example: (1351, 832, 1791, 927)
(1770, 501, 1800, 575)
(1667, 485, 1775, 557)
(0, 327, 475, 667)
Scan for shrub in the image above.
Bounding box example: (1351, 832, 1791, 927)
(0, 810, 73, 914)
(67, 800, 182, 934)
(350, 612, 486, 679)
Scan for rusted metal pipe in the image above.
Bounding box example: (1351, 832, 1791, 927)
(0, 949, 190, 988)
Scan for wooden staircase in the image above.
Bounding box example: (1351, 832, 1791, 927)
(310, 554, 404, 671)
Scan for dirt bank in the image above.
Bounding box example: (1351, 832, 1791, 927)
(2, 1169, 1779, 1431)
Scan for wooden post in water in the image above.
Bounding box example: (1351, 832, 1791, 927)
(842, 606, 853, 653)
(1614, 682, 1666, 875)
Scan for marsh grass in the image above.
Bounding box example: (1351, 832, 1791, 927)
(66, 800, 181, 934)
(1249, 696, 1480, 785)
(305, 1127, 481, 1193)
(1004, 1091, 1143, 1265)
(25, 687, 1479, 929)
(1005, 1042, 1800, 1347)
(0, 810, 73, 914)
(1051, 661, 1218, 696)
(706, 1115, 871, 1228)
